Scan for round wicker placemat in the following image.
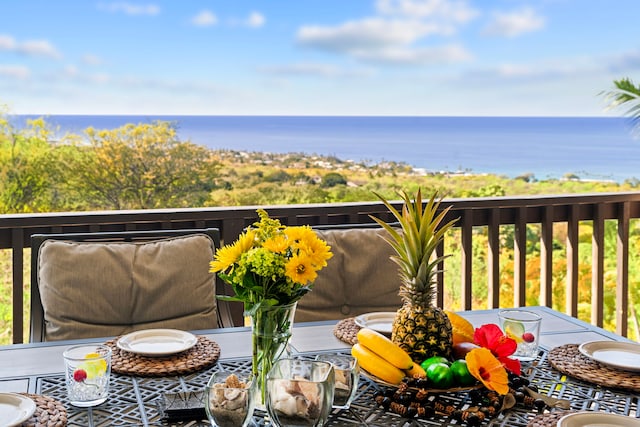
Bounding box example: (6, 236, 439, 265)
(527, 410, 575, 427)
(105, 335, 220, 376)
(548, 344, 640, 393)
(19, 393, 67, 427)
(333, 317, 360, 345)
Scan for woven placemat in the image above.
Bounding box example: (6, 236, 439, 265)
(527, 410, 575, 427)
(105, 335, 220, 376)
(19, 394, 67, 427)
(333, 317, 360, 345)
(548, 344, 640, 393)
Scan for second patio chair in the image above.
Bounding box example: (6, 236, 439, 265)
(295, 224, 402, 322)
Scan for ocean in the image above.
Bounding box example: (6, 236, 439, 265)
(12, 115, 640, 182)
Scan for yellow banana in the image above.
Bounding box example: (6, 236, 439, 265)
(351, 343, 405, 385)
(356, 328, 414, 370)
(404, 362, 426, 379)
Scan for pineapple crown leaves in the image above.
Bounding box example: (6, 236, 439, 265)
(370, 189, 458, 300)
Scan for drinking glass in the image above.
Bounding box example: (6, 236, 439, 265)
(498, 309, 542, 361)
(266, 358, 335, 427)
(315, 354, 369, 425)
(63, 344, 111, 407)
(314, 354, 358, 409)
(205, 371, 256, 427)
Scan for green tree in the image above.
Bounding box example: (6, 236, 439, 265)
(321, 172, 347, 188)
(71, 121, 220, 209)
(0, 114, 69, 213)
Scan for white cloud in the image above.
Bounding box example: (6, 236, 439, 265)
(0, 35, 17, 50)
(376, 0, 478, 23)
(246, 11, 265, 28)
(482, 7, 545, 37)
(18, 39, 62, 59)
(191, 10, 218, 27)
(259, 63, 373, 78)
(97, 2, 160, 16)
(0, 34, 61, 59)
(298, 18, 452, 53)
(354, 44, 471, 65)
(0, 65, 30, 79)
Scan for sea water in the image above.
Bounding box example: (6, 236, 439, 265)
(11, 115, 640, 182)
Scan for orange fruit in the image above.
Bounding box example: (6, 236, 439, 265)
(445, 311, 475, 345)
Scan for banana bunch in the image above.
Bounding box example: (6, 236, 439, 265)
(351, 328, 426, 385)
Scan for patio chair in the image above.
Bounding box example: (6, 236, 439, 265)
(29, 228, 234, 342)
(295, 223, 402, 322)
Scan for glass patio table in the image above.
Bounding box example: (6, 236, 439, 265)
(0, 306, 637, 426)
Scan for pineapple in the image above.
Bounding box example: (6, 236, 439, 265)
(371, 189, 458, 362)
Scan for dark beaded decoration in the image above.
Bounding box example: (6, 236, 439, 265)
(373, 373, 552, 426)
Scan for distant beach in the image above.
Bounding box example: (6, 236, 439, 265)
(12, 115, 640, 182)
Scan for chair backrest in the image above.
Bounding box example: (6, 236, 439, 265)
(294, 223, 402, 322)
(30, 228, 234, 342)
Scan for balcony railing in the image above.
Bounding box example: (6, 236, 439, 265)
(2, 191, 640, 344)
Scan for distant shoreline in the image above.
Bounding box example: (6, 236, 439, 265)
(11, 114, 640, 183)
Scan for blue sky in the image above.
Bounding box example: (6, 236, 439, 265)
(1, 0, 639, 116)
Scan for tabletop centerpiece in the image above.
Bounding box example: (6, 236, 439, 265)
(210, 209, 333, 406)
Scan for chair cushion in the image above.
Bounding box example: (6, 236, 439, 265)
(38, 234, 217, 341)
(295, 227, 402, 322)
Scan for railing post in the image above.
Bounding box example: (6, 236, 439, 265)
(487, 209, 500, 309)
(616, 202, 629, 337)
(540, 205, 554, 307)
(11, 229, 24, 344)
(566, 205, 579, 317)
(514, 207, 527, 307)
(591, 203, 605, 327)
(460, 210, 473, 310)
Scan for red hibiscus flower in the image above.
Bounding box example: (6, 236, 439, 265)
(473, 324, 521, 375)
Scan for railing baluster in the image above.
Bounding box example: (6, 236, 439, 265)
(11, 229, 24, 344)
(540, 205, 554, 307)
(487, 209, 500, 309)
(566, 205, 579, 317)
(591, 203, 605, 327)
(461, 210, 473, 310)
(616, 202, 629, 337)
(514, 207, 527, 307)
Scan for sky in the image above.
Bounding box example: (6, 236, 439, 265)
(1, 0, 639, 117)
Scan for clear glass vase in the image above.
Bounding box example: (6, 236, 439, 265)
(248, 301, 297, 408)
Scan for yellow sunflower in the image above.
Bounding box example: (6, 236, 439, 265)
(263, 235, 289, 253)
(465, 347, 510, 395)
(210, 230, 256, 272)
(285, 253, 317, 284)
(284, 225, 317, 244)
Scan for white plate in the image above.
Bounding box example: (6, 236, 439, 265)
(354, 312, 396, 336)
(116, 329, 197, 357)
(557, 412, 640, 427)
(578, 341, 640, 373)
(0, 393, 37, 427)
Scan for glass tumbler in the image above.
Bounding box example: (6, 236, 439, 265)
(315, 354, 359, 409)
(266, 358, 335, 427)
(205, 371, 256, 427)
(63, 344, 111, 407)
(498, 309, 542, 361)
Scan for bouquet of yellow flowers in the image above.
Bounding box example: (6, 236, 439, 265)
(210, 209, 333, 314)
(211, 210, 333, 403)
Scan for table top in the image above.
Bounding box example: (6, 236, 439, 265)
(0, 306, 637, 426)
